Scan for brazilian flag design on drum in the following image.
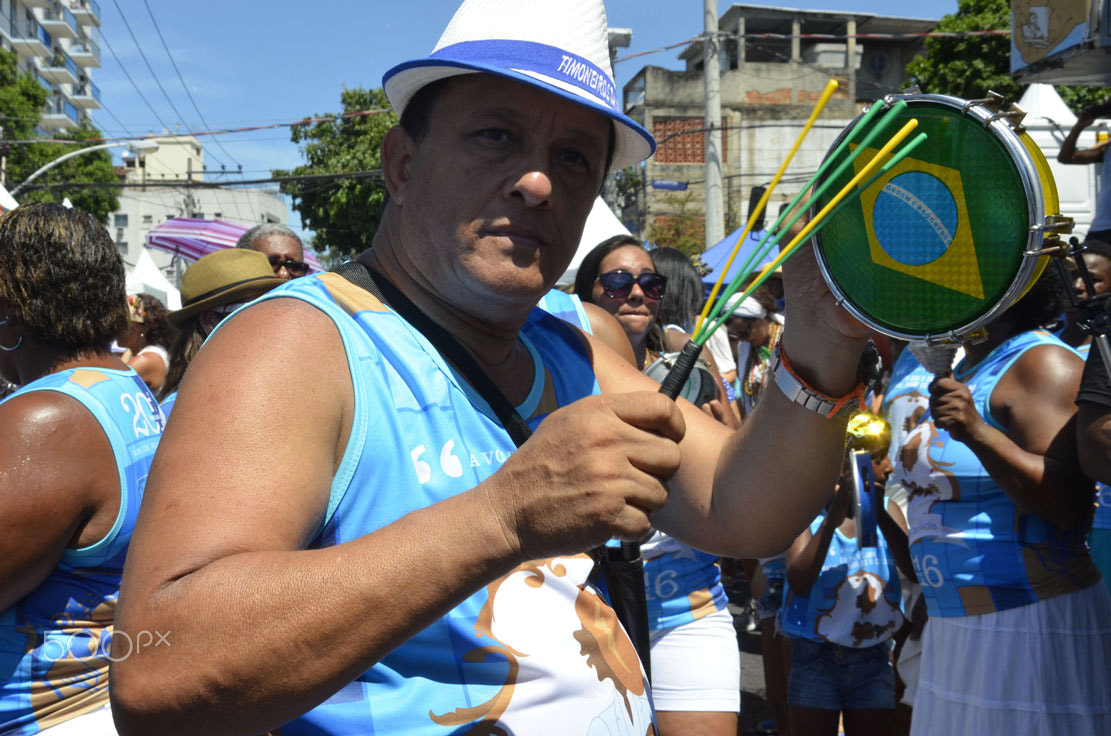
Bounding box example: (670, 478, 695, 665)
(814, 101, 1035, 337)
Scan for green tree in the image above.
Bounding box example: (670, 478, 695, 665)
(0, 48, 118, 220)
(19, 123, 120, 220)
(905, 0, 1111, 112)
(274, 88, 398, 262)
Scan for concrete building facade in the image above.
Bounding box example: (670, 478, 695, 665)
(621, 4, 937, 240)
(110, 135, 286, 277)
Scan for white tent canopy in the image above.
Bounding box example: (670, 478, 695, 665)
(557, 196, 632, 286)
(126, 248, 181, 310)
(1018, 83, 1077, 127)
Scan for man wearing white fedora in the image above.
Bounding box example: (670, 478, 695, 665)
(111, 1, 871, 734)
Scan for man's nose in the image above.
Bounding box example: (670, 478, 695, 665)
(508, 169, 553, 208)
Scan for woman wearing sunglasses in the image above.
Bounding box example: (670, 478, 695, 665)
(574, 235, 741, 736)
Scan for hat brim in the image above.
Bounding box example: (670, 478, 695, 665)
(384, 59, 655, 171)
(169, 276, 286, 326)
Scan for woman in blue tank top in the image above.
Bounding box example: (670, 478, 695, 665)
(890, 271, 1111, 736)
(0, 203, 165, 735)
(574, 238, 740, 736)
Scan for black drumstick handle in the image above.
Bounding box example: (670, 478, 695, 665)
(658, 340, 703, 400)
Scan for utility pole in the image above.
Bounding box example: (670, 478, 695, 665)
(703, 0, 725, 250)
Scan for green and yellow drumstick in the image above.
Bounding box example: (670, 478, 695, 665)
(696, 99, 911, 341)
(695, 78, 841, 334)
(701, 122, 927, 341)
(659, 121, 925, 399)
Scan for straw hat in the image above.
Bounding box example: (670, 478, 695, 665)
(170, 249, 285, 326)
(382, 0, 655, 170)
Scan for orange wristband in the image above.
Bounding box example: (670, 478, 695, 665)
(772, 341, 866, 419)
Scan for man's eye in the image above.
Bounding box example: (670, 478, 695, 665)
(559, 149, 590, 169)
(477, 129, 511, 144)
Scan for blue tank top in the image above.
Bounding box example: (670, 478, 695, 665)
(892, 330, 1100, 617)
(250, 275, 654, 735)
(1076, 344, 1111, 531)
(159, 390, 177, 418)
(0, 368, 162, 734)
(536, 290, 727, 632)
(780, 504, 904, 647)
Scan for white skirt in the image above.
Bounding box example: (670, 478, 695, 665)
(910, 583, 1111, 736)
(649, 607, 741, 712)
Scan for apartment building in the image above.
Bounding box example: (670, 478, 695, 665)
(622, 4, 936, 238)
(0, 0, 101, 131)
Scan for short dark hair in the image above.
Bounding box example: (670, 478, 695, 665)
(400, 76, 617, 177)
(1082, 238, 1111, 263)
(1007, 265, 1069, 332)
(573, 235, 643, 300)
(0, 202, 126, 355)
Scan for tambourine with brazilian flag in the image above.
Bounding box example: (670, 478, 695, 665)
(811, 92, 1073, 344)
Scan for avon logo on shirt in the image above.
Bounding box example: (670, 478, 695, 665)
(409, 440, 513, 484)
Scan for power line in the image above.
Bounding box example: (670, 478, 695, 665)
(110, 0, 226, 168)
(0, 109, 392, 145)
(615, 29, 1011, 64)
(100, 27, 173, 134)
(141, 0, 241, 169)
(19, 169, 385, 192)
(93, 101, 136, 138)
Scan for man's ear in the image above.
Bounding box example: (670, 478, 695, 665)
(381, 126, 416, 206)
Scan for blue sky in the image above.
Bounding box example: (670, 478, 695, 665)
(90, 0, 961, 244)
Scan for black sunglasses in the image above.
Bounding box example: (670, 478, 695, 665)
(597, 270, 667, 300)
(268, 256, 309, 276)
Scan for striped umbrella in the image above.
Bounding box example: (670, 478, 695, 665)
(145, 218, 323, 272)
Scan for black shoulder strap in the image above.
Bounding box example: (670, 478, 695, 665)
(334, 261, 534, 448)
(333, 260, 651, 681)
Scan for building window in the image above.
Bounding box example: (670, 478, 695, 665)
(116, 241, 127, 254)
(113, 214, 127, 227)
(652, 117, 728, 165)
(142, 214, 152, 225)
(213, 212, 222, 219)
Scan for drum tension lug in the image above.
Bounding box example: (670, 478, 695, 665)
(1028, 215, 1075, 239)
(963, 91, 1006, 114)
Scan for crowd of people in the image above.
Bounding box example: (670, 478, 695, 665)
(1, 0, 1110, 734)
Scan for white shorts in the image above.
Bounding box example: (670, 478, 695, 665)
(39, 703, 117, 735)
(649, 607, 741, 712)
(910, 584, 1111, 736)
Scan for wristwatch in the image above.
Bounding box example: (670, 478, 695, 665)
(770, 343, 863, 419)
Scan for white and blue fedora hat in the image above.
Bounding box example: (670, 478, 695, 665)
(383, 0, 655, 171)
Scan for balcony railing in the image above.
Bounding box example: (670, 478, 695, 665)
(68, 38, 100, 65)
(47, 51, 78, 77)
(41, 5, 79, 38)
(43, 96, 79, 124)
(78, 80, 99, 100)
(13, 20, 53, 51)
(69, 0, 100, 24)
(72, 79, 100, 106)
